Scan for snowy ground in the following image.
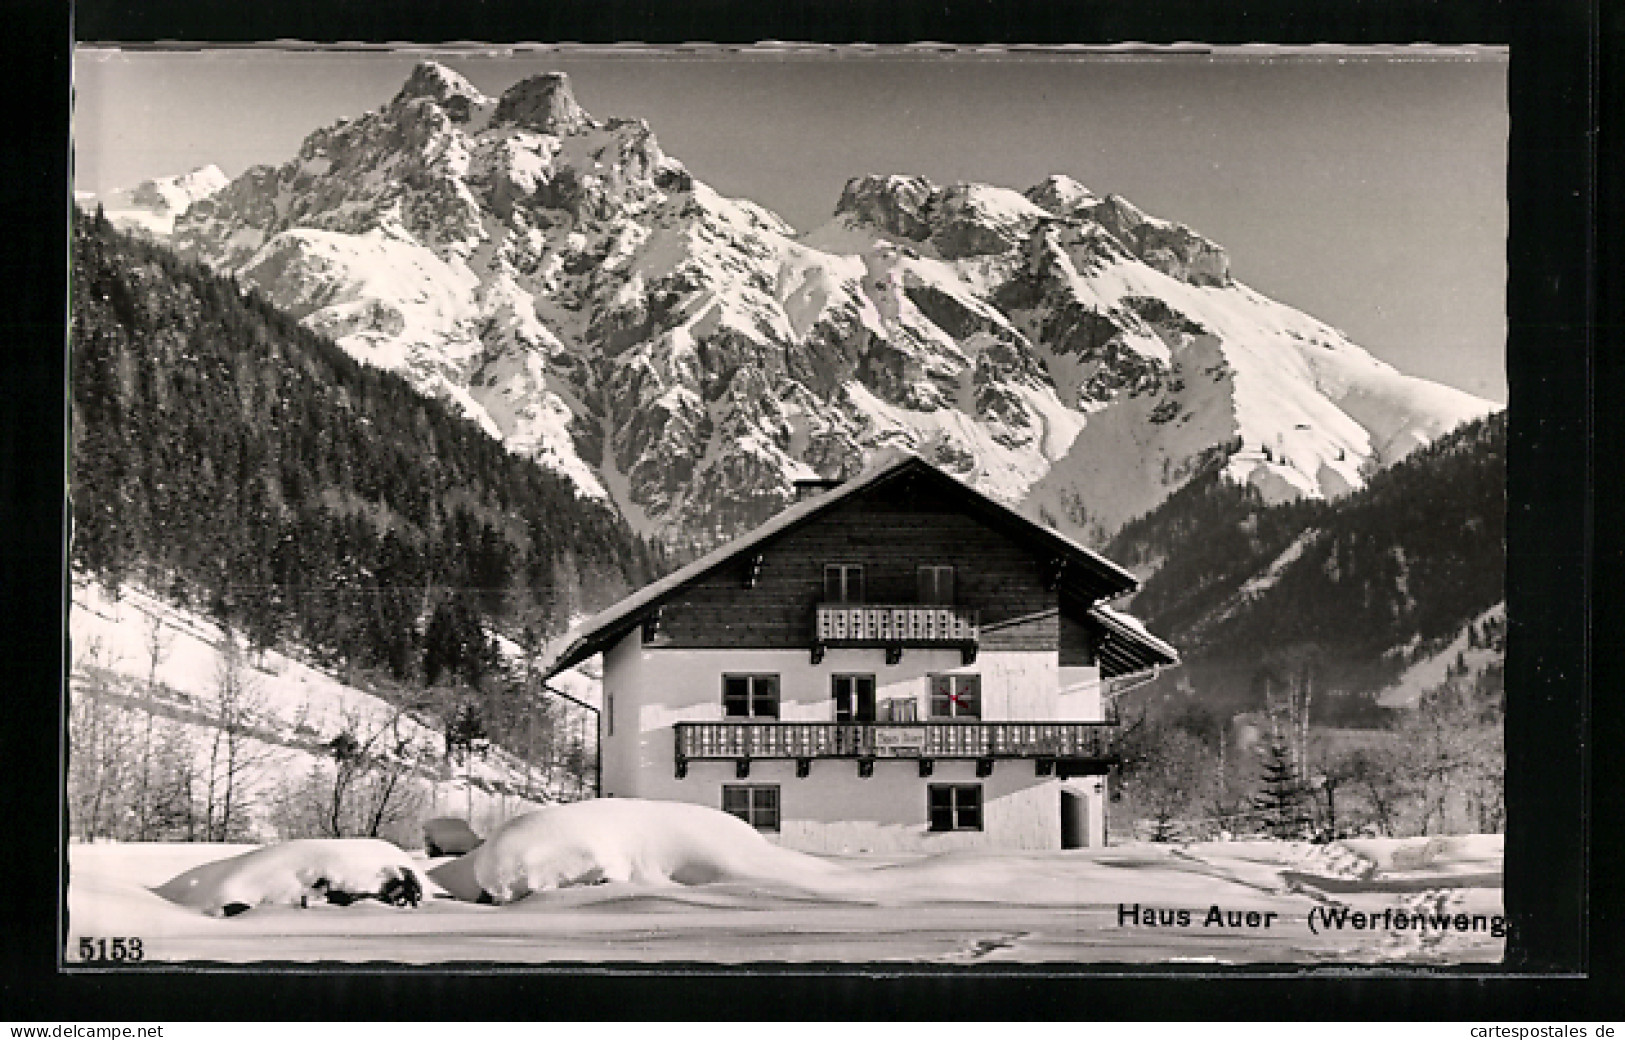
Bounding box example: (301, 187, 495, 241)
(66, 822, 1504, 966)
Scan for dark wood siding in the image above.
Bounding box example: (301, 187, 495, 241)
(1059, 612, 1097, 667)
(650, 477, 1060, 651)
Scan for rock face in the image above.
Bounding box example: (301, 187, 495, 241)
(491, 71, 594, 135)
(164, 61, 1496, 546)
(90, 164, 230, 237)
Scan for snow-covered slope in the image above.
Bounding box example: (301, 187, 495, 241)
(70, 577, 549, 840)
(88, 164, 230, 237)
(1378, 603, 1506, 708)
(164, 62, 1495, 544)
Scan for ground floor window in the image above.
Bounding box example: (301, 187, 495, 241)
(722, 784, 781, 832)
(927, 784, 983, 832)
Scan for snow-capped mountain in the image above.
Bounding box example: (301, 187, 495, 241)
(85, 164, 230, 237)
(165, 61, 1494, 545)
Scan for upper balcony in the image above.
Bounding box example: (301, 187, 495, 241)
(812, 603, 980, 665)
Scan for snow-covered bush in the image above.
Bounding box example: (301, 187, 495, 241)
(154, 838, 425, 916)
(433, 798, 843, 903)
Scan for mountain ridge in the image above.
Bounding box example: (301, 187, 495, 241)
(1104, 410, 1505, 717)
(126, 61, 1493, 547)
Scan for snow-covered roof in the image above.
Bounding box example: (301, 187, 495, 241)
(542, 450, 1174, 679)
(1086, 603, 1181, 678)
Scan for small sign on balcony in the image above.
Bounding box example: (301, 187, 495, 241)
(873, 727, 928, 756)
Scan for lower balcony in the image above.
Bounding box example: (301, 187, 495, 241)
(673, 721, 1116, 779)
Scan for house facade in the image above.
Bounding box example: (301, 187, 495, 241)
(542, 453, 1177, 853)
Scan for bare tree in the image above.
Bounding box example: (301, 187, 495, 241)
(1260, 645, 1319, 788)
(1115, 714, 1219, 842)
(132, 609, 174, 840)
(319, 702, 433, 838)
(199, 635, 273, 841)
(1343, 745, 1409, 837)
(1387, 675, 1502, 836)
(67, 635, 139, 840)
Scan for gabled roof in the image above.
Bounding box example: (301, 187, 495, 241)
(541, 450, 1174, 679)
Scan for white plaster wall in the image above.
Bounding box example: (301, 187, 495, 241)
(1057, 664, 1104, 720)
(596, 633, 1111, 850)
(676, 758, 1062, 854)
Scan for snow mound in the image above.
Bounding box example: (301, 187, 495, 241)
(438, 798, 844, 903)
(1338, 835, 1503, 877)
(154, 838, 426, 916)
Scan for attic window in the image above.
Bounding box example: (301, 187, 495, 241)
(917, 565, 955, 605)
(824, 564, 864, 604)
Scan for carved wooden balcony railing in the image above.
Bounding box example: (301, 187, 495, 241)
(673, 720, 1116, 779)
(812, 604, 980, 664)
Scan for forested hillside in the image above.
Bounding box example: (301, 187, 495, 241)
(71, 206, 665, 686)
(1106, 411, 1505, 715)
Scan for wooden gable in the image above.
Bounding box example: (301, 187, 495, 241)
(541, 453, 1171, 679)
(648, 467, 1060, 652)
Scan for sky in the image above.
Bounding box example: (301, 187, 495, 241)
(72, 46, 1508, 402)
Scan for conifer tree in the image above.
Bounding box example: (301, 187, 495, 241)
(1252, 733, 1310, 839)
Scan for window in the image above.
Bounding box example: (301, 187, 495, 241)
(929, 674, 981, 719)
(832, 674, 876, 722)
(605, 692, 614, 737)
(824, 564, 864, 603)
(723, 674, 780, 718)
(917, 565, 955, 605)
(723, 784, 780, 832)
(928, 785, 983, 832)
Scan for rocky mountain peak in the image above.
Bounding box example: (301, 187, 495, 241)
(832, 174, 1048, 259)
(393, 60, 490, 117)
(1025, 174, 1097, 216)
(834, 174, 937, 241)
(492, 71, 594, 135)
(127, 164, 229, 210)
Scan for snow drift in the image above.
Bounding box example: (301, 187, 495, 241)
(154, 838, 425, 916)
(70, 829, 1505, 963)
(431, 798, 846, 903)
